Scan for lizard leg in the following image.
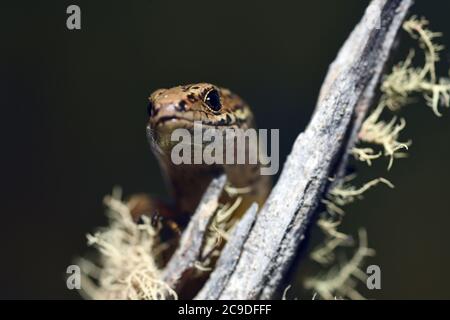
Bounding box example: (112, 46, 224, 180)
(126, 193, 182, 235)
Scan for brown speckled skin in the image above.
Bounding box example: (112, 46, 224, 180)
(133, 83, 271, 221)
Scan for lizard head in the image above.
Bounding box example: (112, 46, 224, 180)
(146, 83, 253, 155)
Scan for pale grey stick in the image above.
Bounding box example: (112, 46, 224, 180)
(162, 175, 226, 292)
(195, 203, 259, 300)
(208, 0, 412, 299)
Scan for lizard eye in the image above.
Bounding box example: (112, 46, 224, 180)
(147, 101, 155, 117)
(204, 89, 221, 112)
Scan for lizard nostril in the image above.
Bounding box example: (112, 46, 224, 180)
(176, 100, 187, 112)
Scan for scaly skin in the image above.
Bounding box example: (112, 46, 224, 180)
(129, 83, 271, 223)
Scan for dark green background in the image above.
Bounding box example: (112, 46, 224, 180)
(2, 0, 450, 299)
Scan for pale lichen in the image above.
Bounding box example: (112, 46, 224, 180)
(327, 177, 394, 210)
(196, 185, 247, 272)
(309, 15, 449, 300)
(382, 16, 450, 116)
(311, 177, 392, 266)
(356, 102, 411, 170)
(310, 234, 352, 266)
(351, 147, 382, 166)
(353, 16, 450, 169)
(305, 230, 375, 300)
(79, 188, 177, 300)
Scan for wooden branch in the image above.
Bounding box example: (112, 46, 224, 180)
(162, 175, 226, 292)
(195, 203, 258, 300)
(319, 0, 413, 183)
(196, 0, 413, 300)
(160, 0, 413, 300)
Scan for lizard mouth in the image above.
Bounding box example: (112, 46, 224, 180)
(147, 116, 194, 154)
(152, 115, 195, 132)
(152, 114, 238, 131)
(155, 115, 187, 126)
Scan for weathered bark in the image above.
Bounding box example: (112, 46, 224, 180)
(163, 0, 413, 300)
(162, 175, 226, 292)
(195, 203, 258, 300)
